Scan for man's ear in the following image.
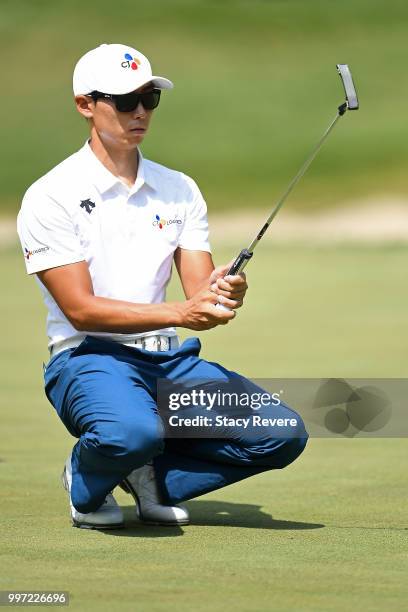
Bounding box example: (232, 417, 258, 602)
(75, 95, 94, 119)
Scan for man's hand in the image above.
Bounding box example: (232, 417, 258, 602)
(174, 251, 248, 330)
(209, 262, 248, 310)
(180, 283, 236, 331)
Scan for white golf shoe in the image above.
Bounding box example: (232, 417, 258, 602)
(120, 463, 190, 526)
(61, 457, 124, 530)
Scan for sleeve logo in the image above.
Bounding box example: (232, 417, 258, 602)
(24, 246, 50, 260)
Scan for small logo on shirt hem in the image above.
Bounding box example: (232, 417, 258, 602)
(25, 246, 50, 261)
(153, 214, 182, 229)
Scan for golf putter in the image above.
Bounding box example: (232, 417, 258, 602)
(216, 64, 359, 311)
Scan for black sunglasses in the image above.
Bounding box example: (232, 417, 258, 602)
(88, 88, 161, 112)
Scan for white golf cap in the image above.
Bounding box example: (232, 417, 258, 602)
(73, 43, 173, 96)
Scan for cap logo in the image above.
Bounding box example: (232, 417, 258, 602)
(121, 53, 141, 71)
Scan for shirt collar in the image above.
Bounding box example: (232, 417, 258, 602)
(133, 149, 158, 194)
(81, 140, 158, 195)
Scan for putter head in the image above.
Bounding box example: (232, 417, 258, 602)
(336, 64, 359, 111)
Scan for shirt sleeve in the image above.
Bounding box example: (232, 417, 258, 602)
(177, 174, 211, 253)
(17, 184, 85, 275)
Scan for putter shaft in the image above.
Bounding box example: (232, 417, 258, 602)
(225, 63, 359, 278)
(225, 110, 344, 277)
(247, 111, 342, 254)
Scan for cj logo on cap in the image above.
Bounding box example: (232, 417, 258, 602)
(121, 53, 141, 70)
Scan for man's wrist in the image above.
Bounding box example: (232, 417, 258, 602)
(168, 301, 187, 328)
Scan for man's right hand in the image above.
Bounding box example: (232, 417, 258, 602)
(180, 286, 236, 331)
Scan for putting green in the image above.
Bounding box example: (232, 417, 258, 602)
(1, 244, 407, 611)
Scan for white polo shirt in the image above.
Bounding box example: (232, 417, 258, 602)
(17, 141, 211, 349)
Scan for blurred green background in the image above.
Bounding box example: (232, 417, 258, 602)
(1, 0, 408, 214)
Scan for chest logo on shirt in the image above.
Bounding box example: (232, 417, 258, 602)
(152, 214, 182, 229)
(80, 198, 96, 214)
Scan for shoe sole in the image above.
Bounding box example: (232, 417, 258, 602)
(62, 467, 125, 530)
(72, 520, 124, 530)
(120, 478, 190, 526)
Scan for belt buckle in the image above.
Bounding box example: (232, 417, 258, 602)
(134, 335, 171, 351)
(158, 336, 169, 351)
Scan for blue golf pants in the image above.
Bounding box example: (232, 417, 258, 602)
(44, 336, 308, 513)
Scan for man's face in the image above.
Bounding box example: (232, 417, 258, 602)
(76, 82, 156, 150)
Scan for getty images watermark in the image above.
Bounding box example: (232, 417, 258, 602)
(157, 378, 407, 439)
(157, 379, 302, 439)
(166, 388, 298, 431)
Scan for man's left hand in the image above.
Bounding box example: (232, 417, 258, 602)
(209, 263, 248, 309)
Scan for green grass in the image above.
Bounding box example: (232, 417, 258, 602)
(2, 0, 408, 213)
(1, 244, 407, 611)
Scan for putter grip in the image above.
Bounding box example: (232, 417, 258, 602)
(216, 302, 231, 312)
(226, 248, 253, 275)
(215, 248, 253, 312)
